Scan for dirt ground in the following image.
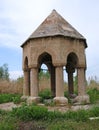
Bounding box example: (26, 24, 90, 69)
(0, 102, 20, 111)
(0, 102, 94, 112)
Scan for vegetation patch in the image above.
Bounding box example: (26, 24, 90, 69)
(39, 89, 53, 102)
(0, 94, 21, 104)
(87, 88, 99, 104)
(0, 103, 99, 130)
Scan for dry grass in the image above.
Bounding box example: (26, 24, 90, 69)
(39, 78, 50, 91)
(0, 80, 23, 94)
(0, 75, 99, 95)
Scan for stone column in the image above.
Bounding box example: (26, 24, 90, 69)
(50, 67, 56, 97)
(27, 67, 40, 104)
(54, 66, 68, 105)
(68, 71, 74, 95)
(56, 66, 64, 97)
(77, 67, 85, 96)
(66, 63, 75, 98)
(30, 68, 38, 97)
(74, 67, 90, 104)
(21, 69, 30, 100)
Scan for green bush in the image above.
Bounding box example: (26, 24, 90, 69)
(0, 94, 21, 104)
(11, 103, 99, 122)
(87, 88, 99, 103)
(12, 96, 21, 104)
(12, 104, 48, 121)
(88, 106, 99, 117)
(39, 89, 53, 102)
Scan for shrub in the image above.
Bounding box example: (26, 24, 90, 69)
(39, 89, 53, 102)
(12, 104, 48, 121)
(0, 94, 21, 104)
(87, 88, 99, 104)
(88, 106, 99, 117)
(11, 103, 99, 122)
(12, 96, 21, 104)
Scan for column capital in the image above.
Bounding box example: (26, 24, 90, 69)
(53, 63, 64, 67)
(66, 62, 75, 73)
(77, 65, 86, 69)
(28, 65, 38, 69)
(66, 67, 75, 73)
(29, 66, 38, 70)
(23, 68, 30, 72)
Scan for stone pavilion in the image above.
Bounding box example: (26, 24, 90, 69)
(21, 10, 90, 105)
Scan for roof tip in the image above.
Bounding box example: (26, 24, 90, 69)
(52, 9, 56, 12)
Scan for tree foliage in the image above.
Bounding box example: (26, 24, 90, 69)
(0, 64, 9, 80)
(39, 70, 50, 80)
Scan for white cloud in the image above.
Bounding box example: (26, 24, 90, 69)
(0, 0, 57, 49)
(9, 71, 23, 80)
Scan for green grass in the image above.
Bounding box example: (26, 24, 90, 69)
(11, 104, 99, 121)
(0, 103, 99, 130)
(0, 87, 99, 129)
(0, 104, 99, 130)
(0, 93, 21, 104)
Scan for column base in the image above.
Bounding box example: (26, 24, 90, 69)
(73, 94, 90, 105)
(27, 96, 41, 104)
(21, 95, 29, 101)
(53, 97, 68, 106)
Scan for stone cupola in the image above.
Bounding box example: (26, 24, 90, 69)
(21, 10, 89, 105)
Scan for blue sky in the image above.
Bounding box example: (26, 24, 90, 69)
(0, 0, 99, 80)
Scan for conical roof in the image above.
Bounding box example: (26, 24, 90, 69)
(21, 10, 87, 47)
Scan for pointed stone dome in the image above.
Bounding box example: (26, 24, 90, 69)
(21, 10, 87, 47)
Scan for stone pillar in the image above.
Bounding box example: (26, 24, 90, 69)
(66, 63, 76, 98)
(77, 67, 85, 96)
(21, 69, 30, 100)
(27, 67, 40, 104)
(68, 71, 74, 95)
(56, 66, 64, 97)
(50, 67, 55, 97)
(30, 68, 38, 97)
(74, 67, 90, 104)
(54, 66, 68, 105)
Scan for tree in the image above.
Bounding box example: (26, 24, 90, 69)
(0, 64, 9, 80)
(39, 70, 50, 80)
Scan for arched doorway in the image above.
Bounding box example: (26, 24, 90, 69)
(38, 52, 56, 97)
(66, 52, 78, 98)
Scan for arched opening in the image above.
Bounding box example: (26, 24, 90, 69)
(39, 64, 50, 91)
(66, 52, 78, 98)
(24, 57, 30, 96)
(38, 52, 55, 97)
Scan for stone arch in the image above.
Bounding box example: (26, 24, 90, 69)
(65, 49, 79, 66)
(67, 52, 79, 68)
(38, 52, 52, 68)
(32, 48, 57, 67)
(38, 52, 56, 96)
